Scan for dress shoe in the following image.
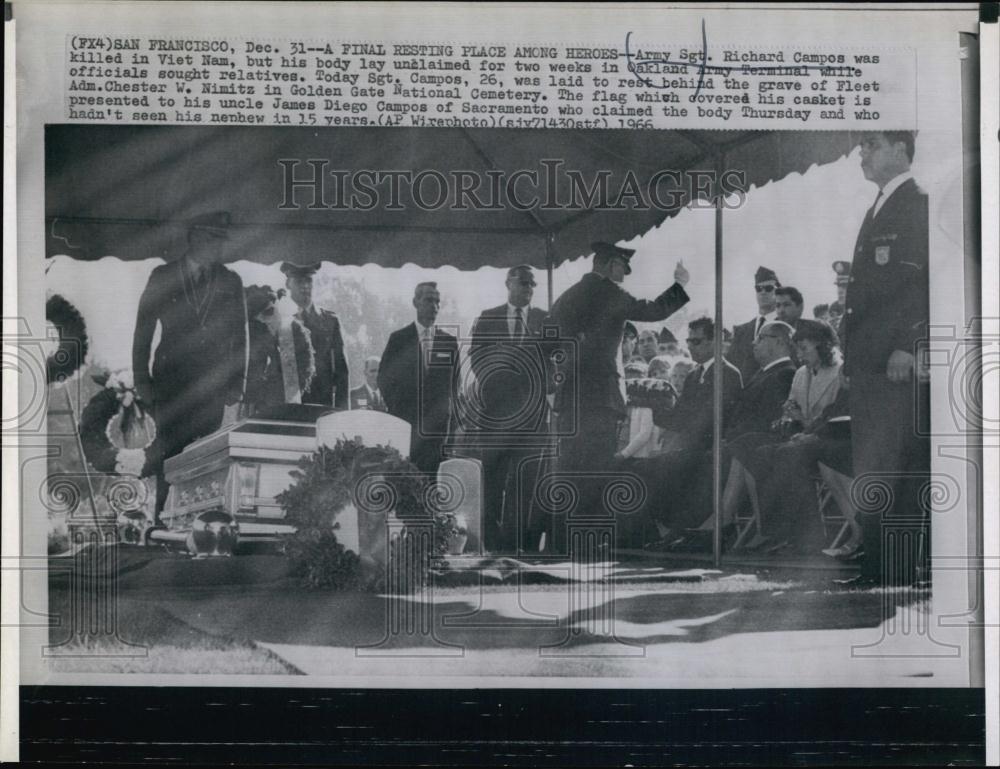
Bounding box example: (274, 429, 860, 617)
(822, 541, 862, 559)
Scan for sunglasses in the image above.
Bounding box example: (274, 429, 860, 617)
(260, 306, 276, 317)
(686, 337, 709, 345)
(755, 284, 777, 293)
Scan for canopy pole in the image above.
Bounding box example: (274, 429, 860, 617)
(546, 234, 555, 309)
(712, 151, 726, 569)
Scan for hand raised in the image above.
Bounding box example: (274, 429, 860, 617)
(674, 260, 690, 287)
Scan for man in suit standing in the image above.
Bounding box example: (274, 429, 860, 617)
(379, 282, 458, 474)
(729, 266, 780, 382)
(132, 211, 248, 518)
(281, 262, 349, 410)
(469, 265, 552, 553)
(350, 356, 386, 411)
(837, 131, 930, 587)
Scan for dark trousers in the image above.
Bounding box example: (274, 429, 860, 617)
(550, 406, 621, 553)
(644, 441, 713, 531)
(151, 395, 226, 519)
(481, 446, 546, 554)
(850, 373, 930, 583)
(753, 435, 827, 546)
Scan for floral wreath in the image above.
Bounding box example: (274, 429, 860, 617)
(45, 294, 88, 384)
(79, 369, 158, 478)
(276, 438, 459, 591)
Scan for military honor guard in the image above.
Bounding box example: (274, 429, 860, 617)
(132, 211, 248, 517)
(281, 262, 350, 409)
(838, 131, 930, 587)
(550, 241, 690, 501)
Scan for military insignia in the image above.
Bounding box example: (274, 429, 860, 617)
(875, 246, 890, 266)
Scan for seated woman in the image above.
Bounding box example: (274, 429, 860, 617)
(244, 285, 316, 416)
(724, 320, 844, 552)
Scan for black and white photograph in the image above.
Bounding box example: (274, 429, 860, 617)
(4, 2, 995, 765)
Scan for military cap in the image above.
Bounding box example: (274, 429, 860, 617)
(623, 321, 638, 340)
(658, 327, 677, 345)
(188, 210, 230, 238)
(832, 260, 852, 284)
(280, 261, 321, 279)
(506, 264, 537, 285)
(754, 266, 779, 285)
(592, 241, 636, 274)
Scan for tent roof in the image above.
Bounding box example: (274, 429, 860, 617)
(45, 125, 860, 269)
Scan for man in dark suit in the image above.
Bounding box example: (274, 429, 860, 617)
(282, 262, 349, 410)
(132, 211, 247, 518)
(379, 282, 458, 474)
(837, 131, 930, 587)
(647, 317, 743, 536)
(469, 265, 552, 553)
(349, 356, 387, 411)
(727, 321, 797, 439)
(729, 266, 780, 382)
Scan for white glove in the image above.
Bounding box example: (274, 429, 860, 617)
(674, 260, 690, 287)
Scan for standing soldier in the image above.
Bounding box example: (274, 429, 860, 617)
(837, 131, 930, 588)
(550, 242, 689, 528)
(132, 211, 248, 518)
(281, 262, 349, 409)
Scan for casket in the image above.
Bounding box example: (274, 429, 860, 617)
(142, 405, 422, 555)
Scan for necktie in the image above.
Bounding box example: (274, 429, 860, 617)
(513, 307, 525, 340)
(421, 327, 432, 369)
(697, 364, 706, 385)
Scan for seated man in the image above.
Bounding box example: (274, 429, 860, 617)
(640, 317, 742, 542)
(688, 321, 797, 545)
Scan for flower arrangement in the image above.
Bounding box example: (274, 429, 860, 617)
(276, 438, 459, 591)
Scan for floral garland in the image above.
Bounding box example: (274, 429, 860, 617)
(276, 438, 458, 591)
(79, 370, 158, 477)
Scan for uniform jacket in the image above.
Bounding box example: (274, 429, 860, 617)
(666, 358, 743, 449)
(349, 384, 386, 412)
(842, 177, 929, 375)
(550, 273, 689, 417)
(132, 260, 247, 429)
(469, 303, 552, 433)
(378, 323, 458, 437)
(298, 306, 349, 409)
(726, 358, 796, 439)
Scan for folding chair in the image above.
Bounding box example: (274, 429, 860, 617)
(814, 475, 851, 550)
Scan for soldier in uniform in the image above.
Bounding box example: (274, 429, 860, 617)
(550, 242, 690, 512)
(132, 211, 248, 518)
(281, 262, 349, 409)
(836, 131, 930, 587)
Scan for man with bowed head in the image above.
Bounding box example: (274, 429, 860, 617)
(132, 211, 247, 518)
